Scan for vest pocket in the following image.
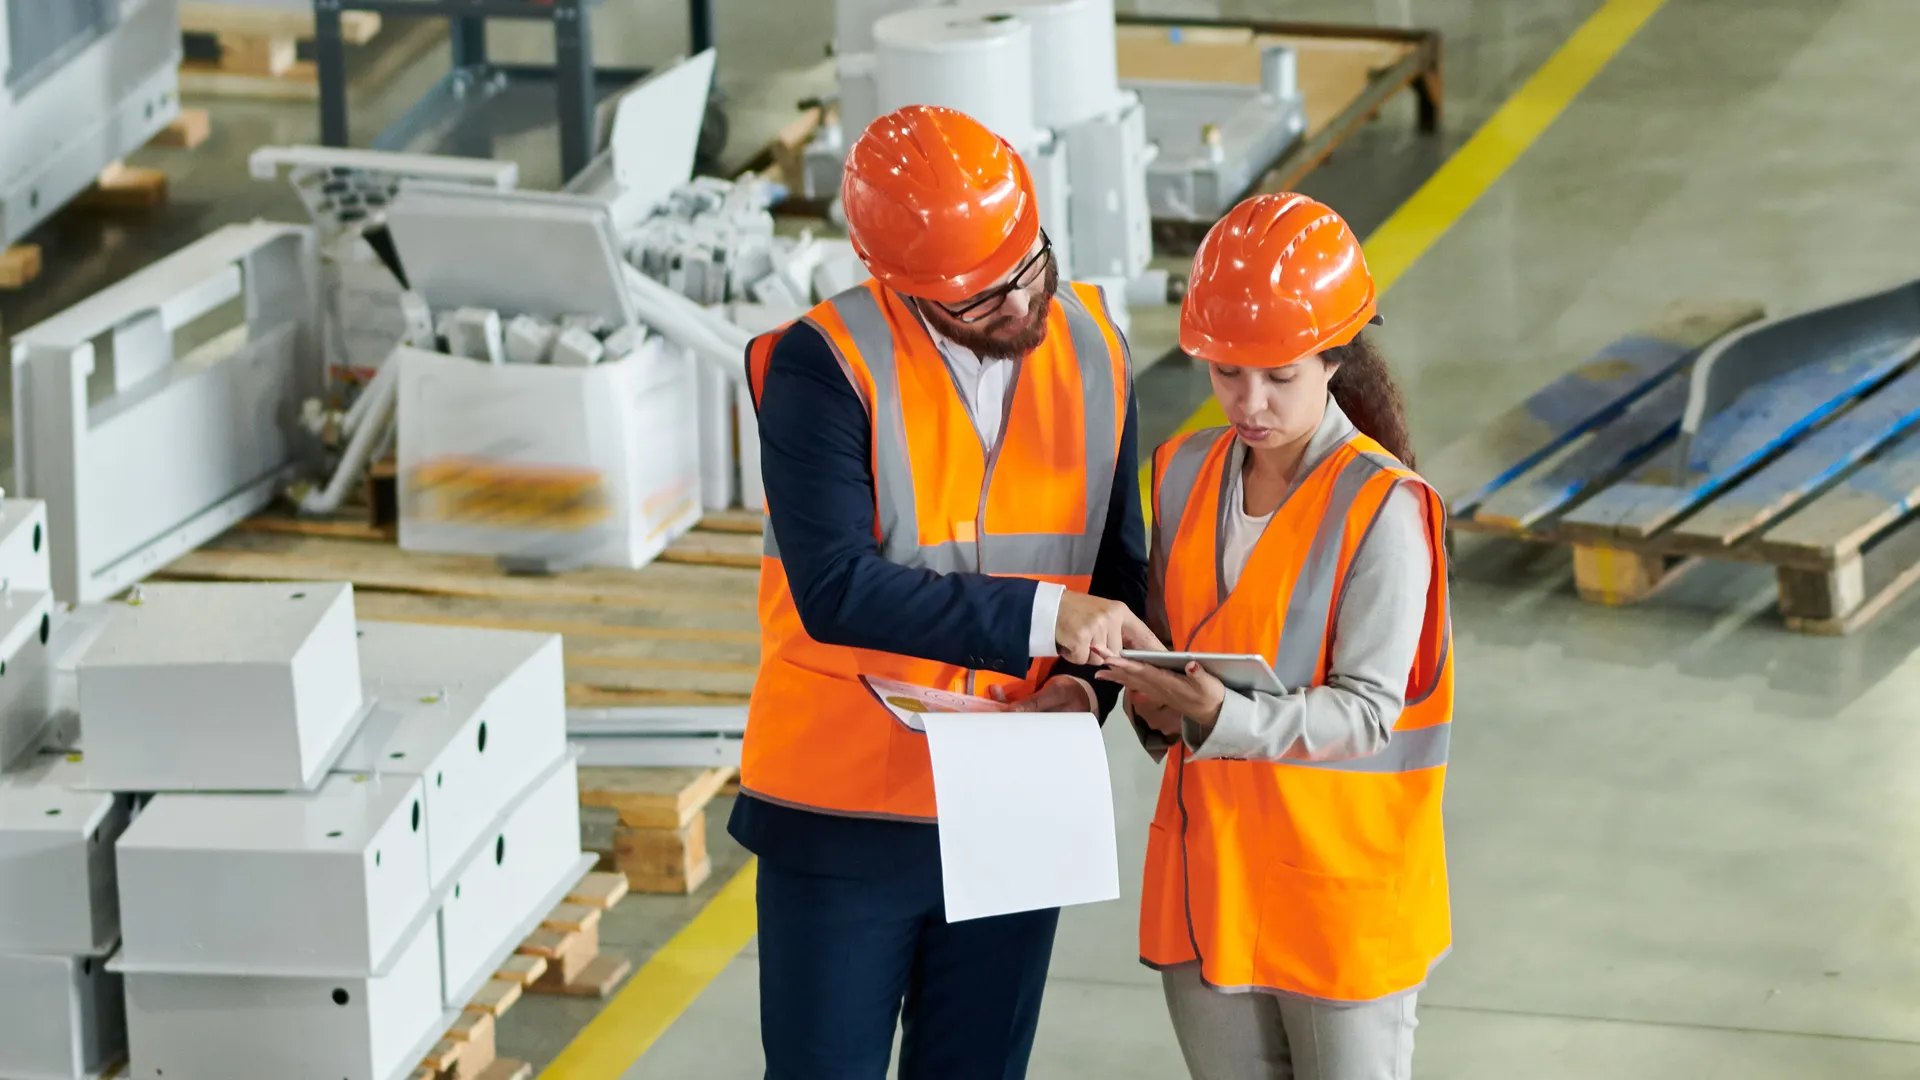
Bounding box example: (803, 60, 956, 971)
(1254, 860, 1400, 990)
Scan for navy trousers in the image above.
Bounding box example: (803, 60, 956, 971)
(756, 859, 1060, 1079)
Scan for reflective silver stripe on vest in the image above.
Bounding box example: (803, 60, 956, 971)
(1282, 721, 1449, 773)
(1151, 429, 1229, 637)
(813, 285, 1120, 578)
(1269, 453, 1395, 689)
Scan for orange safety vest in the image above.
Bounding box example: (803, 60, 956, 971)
(741, 278, 1130, 822)
(1138, 424, 1453, 1004)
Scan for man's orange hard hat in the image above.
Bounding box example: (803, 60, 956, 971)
(1180, 193, 1379, 368)
(841, 104, 1041, 304)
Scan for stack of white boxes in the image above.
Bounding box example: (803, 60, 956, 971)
(0, 564, 589, 1080)
(0, 497, 136, 1080)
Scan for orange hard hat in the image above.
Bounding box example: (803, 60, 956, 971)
(841, 105, 1041, 304)
(1180, 193, 1379, 368)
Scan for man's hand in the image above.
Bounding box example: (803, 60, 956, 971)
(1055, 592, 1159, 665)
(993, 675, 1098, 714)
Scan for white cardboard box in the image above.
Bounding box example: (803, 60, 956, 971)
(437, 755, 583, 1007)
(0, 754, 134, 956)
(0, 951, 126, 1080)
(335, 621, 566, 887)
(115, 771, 431, 978)
(121, 912, 445, 1080)
(77, 582, 365, 792)
(394, 335, 702, 570)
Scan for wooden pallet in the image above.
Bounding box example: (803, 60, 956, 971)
(178, 4, 443, 101)
(152, 108, 214, 150)
(411, 871, 632, 1080)
(156, 514, 764, 707)
(578, 766, 735, 894)
(1431, 299, 1920, 634)
(69, 162, 169, 212)
(0, 244, 41, 291)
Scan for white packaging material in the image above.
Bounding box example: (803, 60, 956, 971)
(395, 336, 703, 569)
(398, 291, 436, 350)
(115, 771, 431, 977)
(0, 951, 126, 1080)
(334, 622, 566, 888)
(561, 313, 612, 339)
(551, 326, 606, 368)
(0, 500, 51, 594)
(76, 582, 365, 793)
(436, 755, 584, 1007)
(601, 324, 649, 361)
(728, 302, 803, 337)
(811, 252, 872, 302)
(0, 754, 134, 956)
(0, 585, 57, 770)
(121, 913, 445, 1080)
(504, 315, 559, 365)
(444, 307, 504, 364)
(748, 267, 808, 311)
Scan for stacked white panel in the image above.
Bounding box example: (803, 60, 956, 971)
(121, 916, 444, 1080)
(0, 500, 57, 770)
(77, 582, 364, 792)
(115, 771, 430, 977)
(336, 622, 566, 887)
(0, 754, 133, 956)
(0, 952, 125, 1080)
(437, 756, 584, 1006)
(0, 501, 51, 594)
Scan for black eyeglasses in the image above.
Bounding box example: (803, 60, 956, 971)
(934, 232, 1053, 324)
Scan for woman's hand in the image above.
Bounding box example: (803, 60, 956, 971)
(1129, 696, 1184, 737)
(1097, 657, 1226, 731)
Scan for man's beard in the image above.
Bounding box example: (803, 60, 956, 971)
(930, 257, 1060, 361)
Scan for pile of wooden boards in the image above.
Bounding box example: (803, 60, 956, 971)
(177, 1, 443, 100)
(413, 871, 634, 1080)
(578, 766, 736, 894)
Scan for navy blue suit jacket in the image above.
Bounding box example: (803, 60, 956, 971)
(731, 314, 1150, 877)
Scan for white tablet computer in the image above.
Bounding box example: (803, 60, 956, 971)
(1116, 651, 1286, 695)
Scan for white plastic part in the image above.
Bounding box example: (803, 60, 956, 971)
(876, 8, 1039, 150)
(120, 914, 446, 1080)
(0, 951, 126, 1080)
(602, 324, 649, 361)
(247, 146, 519, 189)
(551, 326, 606, 368)
(76, 582, 365, 793)
(335, 622, 567, 889)
(1027, 134, 1075, 279)
(435, 756, 583, 1007)
(300, 358, 399, 517)
(115, 770, 431, 978)
(1063, 95, 1155, 281)
(0, 754, 133, 956)
(505, 315, 559, 365)
(956, 0, 1120, 129)
(10, 223, 322, 604)
(445, 307, 505, 365)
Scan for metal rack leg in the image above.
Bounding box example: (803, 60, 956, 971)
(554, 0, 596, 182)
(451, 12, 487, 67)
(689, 0, 715, 53)
(314, 0, 350, 146)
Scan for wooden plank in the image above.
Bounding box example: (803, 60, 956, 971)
(1668, 365, 1920, 551)
(1570, 546, 1693, 606)
(72, 163, 167, 211)
(0, 244, 42, 290)
(542, 902, 602, 935)
(1559, 337, 1919, 541)
(1423, 303, 1763, 515)
(474, 1061, 532, 1080)
(607, 812, 710, 896)
(518, 927, 572, 961)
(701, 510, 765, 534)
(447, 1011, 493, 1045)
(1756, 428, 1920, 568)
(152, 108, 213, 149)
(624, 853, 712, 895)
(464, 977, 522, 1018)
(577, 766, 734, 829)
(352, 590, 759, 643)
(657, 529, 762, 568)
(567, 685, 751, 708)
(530, 924, 600, 985)
(181, 3, 383, 44)
(179, 15, 441, 101)
(1466, 371, 1690, 534)
(493, 953, 547, 987)
(1781, 509, 1920, 634)
(567, 871, 631, 911)
(536, 953, 633, 998)
(237, 515, 394, 542)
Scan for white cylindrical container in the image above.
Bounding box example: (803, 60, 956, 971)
(1261, 42, 1300, 101)
(957, 0, 1121, 130)
(836, 0, 945, 54)
(838, 51, 883, 142)
(876, 8, 1039, 149)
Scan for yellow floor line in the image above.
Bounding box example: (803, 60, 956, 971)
(540, 4, 1670, 1077)
(1144, 0, 1671, 511)
(538, 859, 759, 1080)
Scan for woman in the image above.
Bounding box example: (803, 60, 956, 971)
(1096, 192, 1453, 1080)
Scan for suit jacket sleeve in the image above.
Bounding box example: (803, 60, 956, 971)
(757, 322, 1038, 675)
(1049, 386, 1150, 718)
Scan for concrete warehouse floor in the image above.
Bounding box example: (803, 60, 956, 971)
(8, 0, 1920, 1077)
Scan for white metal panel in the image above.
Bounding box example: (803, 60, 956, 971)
(336, 621, 566, 888)
(9, 223, 321, 604)
(248, 145, 519, 189)
(604, 49, 716, 227)
(0, 754, 131, 956)
(115, 771, 430, 978)
(0, 500, 51, 594)
(1063, 96, 1155, 281)
(0, 951, 126, 1080)
(0, 586, 56, 769)
(437, 756, 582, 1006)
(122, 914, 445, 1080)
(77, 582, 364, 793)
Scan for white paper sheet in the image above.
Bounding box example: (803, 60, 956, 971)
(923, 712, 1121, 923)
